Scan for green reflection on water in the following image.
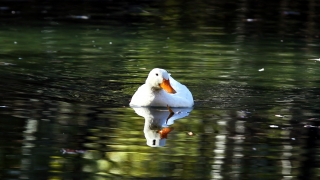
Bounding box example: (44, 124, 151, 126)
(1, 1, 320, 179)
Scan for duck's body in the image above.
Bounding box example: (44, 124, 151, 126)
(130, 68, 194, 107)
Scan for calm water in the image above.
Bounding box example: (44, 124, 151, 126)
(1, 1, 320, 179)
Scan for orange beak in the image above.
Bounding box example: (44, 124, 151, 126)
(160, 79, 176, 94)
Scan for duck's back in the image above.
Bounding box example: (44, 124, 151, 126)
(169, 76, 194, 107)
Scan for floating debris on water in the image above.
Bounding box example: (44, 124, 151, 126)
(269, 125, 279, 128)
(61, 149, 87, 154)
(187, 131, 195, 136)
(275, 114, 284, 118)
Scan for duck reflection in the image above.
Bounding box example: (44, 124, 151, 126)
(131, 106, 193, 147)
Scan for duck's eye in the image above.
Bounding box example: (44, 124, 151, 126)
(156, 73, 158, 76)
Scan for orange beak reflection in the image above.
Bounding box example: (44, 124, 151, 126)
(160, 79, 176, 94)
(158, 127, 173, 139)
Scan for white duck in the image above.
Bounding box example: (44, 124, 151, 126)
(130, 68, 194, 107)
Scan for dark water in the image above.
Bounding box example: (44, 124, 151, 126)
(1, 1, 320, 179)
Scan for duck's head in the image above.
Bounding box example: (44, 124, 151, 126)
(146, 68, 176, 94)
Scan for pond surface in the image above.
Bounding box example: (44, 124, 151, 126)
(1, 1, 320, 179)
